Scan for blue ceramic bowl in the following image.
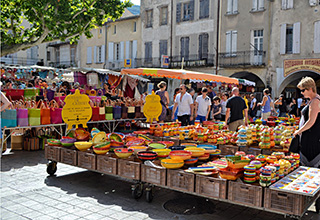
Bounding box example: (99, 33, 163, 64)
(168, 146, 186, 151)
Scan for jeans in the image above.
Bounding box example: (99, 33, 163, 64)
(178, 115, 190, 126)
(196, 115, 206, 123)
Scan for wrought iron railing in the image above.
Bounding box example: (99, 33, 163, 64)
(0, 57, 41, 66)
(49, 61, 77, 68)
(218, 50, 266, 68)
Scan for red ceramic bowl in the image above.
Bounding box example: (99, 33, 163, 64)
(137, 151, 157, 162)
(169, 150, 192, 160)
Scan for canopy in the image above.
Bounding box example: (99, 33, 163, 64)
(121, 68, 239, 85)
(237, 79, 256, 87)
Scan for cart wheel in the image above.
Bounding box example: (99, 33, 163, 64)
(131, 183, 143, 199)
(47, 161, 57, 175)
(145, 187, 153, 203)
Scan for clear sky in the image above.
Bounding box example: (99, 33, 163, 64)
(130, 0, 140, 5)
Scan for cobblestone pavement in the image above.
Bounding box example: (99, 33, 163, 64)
(1, 150, 319, 220)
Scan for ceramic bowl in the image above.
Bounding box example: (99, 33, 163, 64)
(184, 147, 205, 157)
(184, 157, 198, 165)
(114, 148, 133, 159)
(168, 146, 185, 151)
(198, 153, 210, 161)
(152, 149, 171, 158)
(180, 143, 197, 148)
(169, 150, 192, 160)
(128, 146, 148, 155)
(60, 138, 77, 147)
(47, 139, 61, 146)
(93, 142, 110, 155)
(161, 159, 184, 169)
(74, 141, 92, 151)
(137, 151, 157, 162)
(158, 141, 174, 147)
(197, 144, 217, 154)
(148, 142, 166, 149)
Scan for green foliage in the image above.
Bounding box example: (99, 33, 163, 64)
(1, 0, 132, 56)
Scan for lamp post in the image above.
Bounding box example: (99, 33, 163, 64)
(215, 0, 221, 75)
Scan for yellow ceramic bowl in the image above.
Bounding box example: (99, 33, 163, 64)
(93, 142, 110, 155)
(152, 149, 171, 158)
(184, 147, 205, 157)
(128, 146, 148, 155)
(114, 148, 133, 159)
(161, 159, 184, 169)
(74, 142, 92, 151)
(181, 143, 197, 148)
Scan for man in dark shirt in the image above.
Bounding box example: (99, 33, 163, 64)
(224, 87, 248, 131)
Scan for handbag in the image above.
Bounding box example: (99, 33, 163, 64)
(99, 101, 106, 120)
(40, 101, 51, 125)
(1, 104, 17, 128)
(28, 100, 41, 126)
(49, 100, 63, 124)
(90, 100, 100, 121)
(2, 89, 24, 101)
(16, 101, 29, 127)
(289, 136, 300, 153)
(24, 87, 39, 100)
(113, 106, 121, 119)
(46, 89, 55, 101)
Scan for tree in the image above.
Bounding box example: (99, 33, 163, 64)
(1, 0, 132, 56)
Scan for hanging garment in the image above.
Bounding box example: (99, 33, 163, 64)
(124, 83, 135, 98)
(108, 74, 122, 89)
(87, 72, 99, 87)
(127, 76, 137, 91)
(74, 71, 87, 85)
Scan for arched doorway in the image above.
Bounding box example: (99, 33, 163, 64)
(230, 71, 265, 92)
(279, 71, 320, 99)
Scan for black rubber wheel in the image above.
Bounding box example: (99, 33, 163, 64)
(132, 183, 143, 199)
(145, 188, 153, 203)
(47, 162, 57, 175)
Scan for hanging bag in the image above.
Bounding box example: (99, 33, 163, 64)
(99, 99, 106, 120)
(40, 100, 51, 125)
(28, 100, 41, 126)
(2, 89, 24, 101)
(54, 88, 66, 105)
(105, 100, 113, 120)
(49, 100, 63, 124)
(24, 84, 39, 100)
(1, 102, 17, 128)
(90, 100, 100, 121)
(16, 100, 29, 127)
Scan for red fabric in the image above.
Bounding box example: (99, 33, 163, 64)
(124, 83, 135, 98)
(108, 75, 122, 88)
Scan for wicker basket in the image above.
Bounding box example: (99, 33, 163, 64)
(195, 175, 227, 199)
(141, 162, 166, 186)
(167, 169, 195, 193)
(96, 155, 117, 175)
(117, 158, 141, 180)
(60, 148, 77, 166)
(77, 151, 96, 170)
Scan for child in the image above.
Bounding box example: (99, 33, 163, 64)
(212, 96, 222, 121)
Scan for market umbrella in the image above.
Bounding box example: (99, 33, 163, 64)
(121, 68, 239, 85)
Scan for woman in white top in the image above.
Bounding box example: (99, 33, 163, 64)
(220, 92, 229, 121)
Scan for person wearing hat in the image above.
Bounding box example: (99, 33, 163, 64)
(156, 81, 169, 123)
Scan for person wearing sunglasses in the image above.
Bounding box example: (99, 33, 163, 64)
(172, 84, 194, 126)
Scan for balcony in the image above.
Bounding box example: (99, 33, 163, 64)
(49, 61, 77, 69)
(218, 50, 266, 68)
(0, 57, 41, 66)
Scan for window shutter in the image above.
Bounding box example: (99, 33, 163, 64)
(288, 0, 294, 8)
(132, 40, 138, 58)
(190, 0, 195, 20)
(87, 47, 92, 64)
(205, 0, 210, 17)
(180, 37, 185, 57)
(199, 35, 203, 57)
(258, 0, 264, 10)
(233, 0, 238, 13)
(125, 41, 130, 59)
(176, 3, 181, 23)
(120, 41, 124, 61)
(226, 31, 232, 53)
(200, 0, 204, 18)
(280, 24, 287, 54)
(232, 31, 238, 54)
(281, 0, 287, 9)
(185, 37, 190, 60)
(160, 40, 168, 56)
(94, 46, 97, 63)
(293, 22, 301, 54)
(108, 42, 114, 61)
(314, 21, 320, 53)
(101, 45, 105, 63)
(252, 0, 258, 10)
(227, 0, 232, 13)
(151, 10, 153, 27)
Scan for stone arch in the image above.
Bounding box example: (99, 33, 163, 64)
(230, 71, 266, 92)
(278, 71, 320, 98)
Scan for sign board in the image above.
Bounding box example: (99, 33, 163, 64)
(143, 91, 162, 122)
(161, 55, 169, 68)
(284, 58, 320, 77)
(124, 59, 132, 68)
(62, 89, 92, 129)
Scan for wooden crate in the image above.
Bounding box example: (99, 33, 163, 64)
(167, 169, 195, 193)
(77, 151, 96, 170)
(195, 175, 227, 199)
(141, 162, 166, 186)
(241, 147, 262, 156)
(96, 154, 117, 175)
(228, 180, 263, 207)
(218, 145, 239, 156)
(45, 145, 60, 161)
(60, 148, 77, 166)
(264, 188, 319, 216)
(117, 158, 141, 180)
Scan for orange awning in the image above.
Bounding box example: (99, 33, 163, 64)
(121, 68, 239, 84)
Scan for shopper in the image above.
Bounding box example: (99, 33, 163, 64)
(249, 93, 257, 118)
(258, 88, 273, 120)
(194, 87, 211, 123)
(172, 84, 194, 126)
(212, 96, 222, 121)
(224, 87, 248, 131)
(289, 98, 298, 117)
(156, 81, 169, 123)
(220, 92, 229, 121)
(274, 94, 287, 117)
(103, 82, 112, 99)
(169, 88, 180, 121)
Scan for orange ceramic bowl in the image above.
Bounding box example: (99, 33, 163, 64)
(169, 150, 192, 160)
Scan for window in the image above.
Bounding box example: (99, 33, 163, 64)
(114, 25, 116, 34)
(86, 47, 91, 64)
(252, 0, 264, 11)
(253, 30, 263, 55)
(280, 22, 300, 54)
(145, 42, 152, 62)
(227, 0, 238, 14)
(47, 51, 51, 61)
(199, 0, 209, 19)
(180, 37, 190, 60)
(115, 43, 120, 60)
(159, 40, 168, 57)
(176, 1, 194, 23)
(286, 26, 293, 54)
(226, 30, 237, 55)
(282, 0, 293, 10)
(133, 22, 136, 32)
(70, 47, 76, 64)
(56, 48, 60, 62)
(199, 33, 209, 59)
(160, 6, 168, 25)
(314, 21, 320, 53)
(146, 9, 153, 28)
(99, 28, 103, 34)
(96, 46, 102, 63)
